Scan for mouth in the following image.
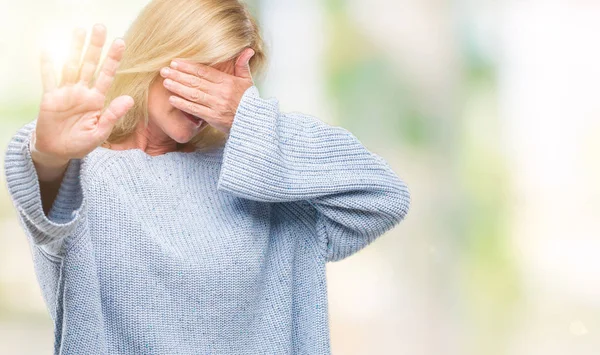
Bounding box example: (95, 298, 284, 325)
(181, 110, 204, 127)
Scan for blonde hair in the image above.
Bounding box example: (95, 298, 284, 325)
(102, 0, 268, 151)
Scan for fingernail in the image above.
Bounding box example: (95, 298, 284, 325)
(170, 61, 178, 69)
(163, 79, 172, 86)
(160, 67, 170, 77)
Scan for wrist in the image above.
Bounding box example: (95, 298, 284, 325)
(29, 131, 69, 167)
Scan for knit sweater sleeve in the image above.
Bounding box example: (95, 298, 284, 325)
(217, 86, 411, 262)
(3, 119, 85, 256)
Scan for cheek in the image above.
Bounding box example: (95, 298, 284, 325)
(149, 81, 177, 116)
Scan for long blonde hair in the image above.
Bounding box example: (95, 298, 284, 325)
(102, 0, 268, 151)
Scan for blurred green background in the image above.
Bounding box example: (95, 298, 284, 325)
(1, 0, 600, 354)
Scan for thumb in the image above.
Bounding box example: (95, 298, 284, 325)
(234, 48, 255, 79)
(95, 95, 134, 142)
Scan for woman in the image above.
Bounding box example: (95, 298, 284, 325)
(4, 0, 410, 354)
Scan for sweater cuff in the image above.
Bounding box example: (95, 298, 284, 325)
(217, 85, 270, 198)
(4, 124, 84, 244)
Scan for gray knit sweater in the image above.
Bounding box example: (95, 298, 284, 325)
(3, 85, 410, 354)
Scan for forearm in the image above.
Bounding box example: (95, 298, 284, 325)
(217, 86, 410, 262)
(5, 119, 86, 257)
(29, 131, 70, 215)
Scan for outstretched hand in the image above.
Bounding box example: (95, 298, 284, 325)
(34, 24, 134, 167)
(159, 48, 256, 135)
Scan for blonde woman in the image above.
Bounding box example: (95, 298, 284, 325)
(3, 0, 410, 354)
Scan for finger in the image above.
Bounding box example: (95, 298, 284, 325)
(168, 95, 214, 122)
(95, 95, 134, 142)
(60, 27, 86, 86)
(170, 59, 226, 84)
(40, 49, 56, 93)
(94, 38, 126, 95)
(79, 24, 107, 86)
(160, 66, 217, 96)
(163, 78, 216, 108)
(234, 48, 255, 79)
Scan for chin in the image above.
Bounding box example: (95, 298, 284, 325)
(168, 129, 196, 144)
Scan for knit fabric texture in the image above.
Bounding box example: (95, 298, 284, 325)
(3, 85, 411, 354)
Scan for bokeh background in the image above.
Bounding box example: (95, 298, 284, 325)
(1, 0, 599, 354)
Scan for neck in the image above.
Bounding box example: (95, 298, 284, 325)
(105, 119, 192, 156)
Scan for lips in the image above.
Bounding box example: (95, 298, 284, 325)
(181, 110, 203, 126)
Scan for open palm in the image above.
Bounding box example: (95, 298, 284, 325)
(34, 24, 134, 162)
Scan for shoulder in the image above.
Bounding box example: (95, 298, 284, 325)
(80, 146, 126, 186)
